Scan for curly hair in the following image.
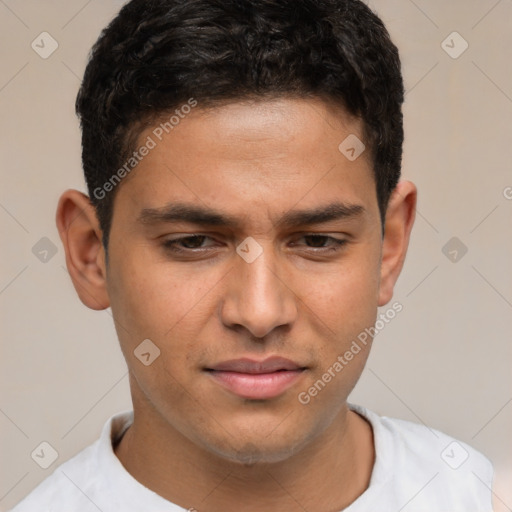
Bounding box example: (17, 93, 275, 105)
(76, 0, 404, 247)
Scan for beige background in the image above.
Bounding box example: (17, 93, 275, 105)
(1, 0, 511, 510)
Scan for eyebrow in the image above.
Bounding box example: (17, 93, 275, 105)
(137, 201, 365, 229)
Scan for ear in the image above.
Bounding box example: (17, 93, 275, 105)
(378, 181, 417, 306)
(56, 189, 110, 310)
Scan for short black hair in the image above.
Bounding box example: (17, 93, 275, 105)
(76, 0, 404, 248)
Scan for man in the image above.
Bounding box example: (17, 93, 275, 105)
(10, 0, 493, 510)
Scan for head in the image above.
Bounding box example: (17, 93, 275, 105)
(57, 0, 416, 464)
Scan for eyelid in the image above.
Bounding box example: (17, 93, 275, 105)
(161, 233, 349, 255)
(161, 234, 217, 249)
(290, 234, 348, 249)
(161, 233, 346, 243)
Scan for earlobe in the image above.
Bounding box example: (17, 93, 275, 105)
(377, 181, 417, 306)
(56, 189, 110, 310)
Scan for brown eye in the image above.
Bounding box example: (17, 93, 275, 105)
(293, 234, 347, 252)
(162, 235, 214, 253)
(303, 235, 330, 247)
(177, 235, 207, 249)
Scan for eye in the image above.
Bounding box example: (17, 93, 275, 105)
(161, 233, 348, 257)
(292, 234, 347, 252)
(162, 235, 216, 253)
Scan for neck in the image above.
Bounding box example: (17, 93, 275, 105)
(115, 398, 374, 511)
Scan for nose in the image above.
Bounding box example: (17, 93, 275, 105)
(219, 242, 298, 339)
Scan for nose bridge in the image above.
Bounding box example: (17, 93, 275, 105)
(221, 239, 297, 338)
(242, 245, 281, 301)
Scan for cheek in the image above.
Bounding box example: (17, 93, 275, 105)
(296, 269, 377, 412)
(106, 249, 225, 389)
(107, 250, 207, 339)
(302, 250, 380, 337)
(106, 254, 212, 410)
(296, 245, 380, 403)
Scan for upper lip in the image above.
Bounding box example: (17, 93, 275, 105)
(206, 357, 305, 374)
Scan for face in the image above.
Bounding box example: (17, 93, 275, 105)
(95, 98, 397, 463)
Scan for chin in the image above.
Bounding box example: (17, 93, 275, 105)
(217, 442, 298, 466)
(201, 427, 311, 466)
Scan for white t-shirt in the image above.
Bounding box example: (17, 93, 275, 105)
(9, 404, 494, 511)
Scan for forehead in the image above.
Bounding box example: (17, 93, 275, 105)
(112, 97, 377, 228)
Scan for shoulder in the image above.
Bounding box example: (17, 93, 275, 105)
(8, 441, 101, 512)
(385, 413, 493, 478)
(350, 403, 494, 511)
(8, 411, 134, 512)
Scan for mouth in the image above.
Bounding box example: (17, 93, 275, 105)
(205, 357, 308, 400)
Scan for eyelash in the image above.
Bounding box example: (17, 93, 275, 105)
(161, 234, 348, 255)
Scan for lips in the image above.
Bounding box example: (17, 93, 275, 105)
(205, 357, 307, 400)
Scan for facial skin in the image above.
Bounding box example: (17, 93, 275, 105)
(57, 98, 416, 511)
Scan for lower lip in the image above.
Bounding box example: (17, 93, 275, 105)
(207, 369, 305, 400)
